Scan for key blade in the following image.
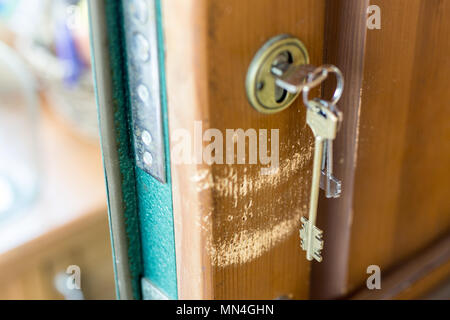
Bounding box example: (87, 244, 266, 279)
(272, 64, 317, 94)
(320, 171, 342, 198)
(313, 251, 323, 262)
(300, 216, 308, 250)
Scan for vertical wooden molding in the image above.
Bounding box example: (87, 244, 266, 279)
(162, 0, 214, 299)
(311, 0, 369, 299)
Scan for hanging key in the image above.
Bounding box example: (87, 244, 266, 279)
(318, 100, 343, 198)
(274, 64, 344, 199)
(271, 59, 345, 262)
(300, 98, 339, 262)
(320, 140, 341, 198)
(245, 36, 346, 262)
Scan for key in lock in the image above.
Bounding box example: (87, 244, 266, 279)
(245, 35, 345, 262)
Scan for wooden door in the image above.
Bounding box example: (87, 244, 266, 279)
(90, 0, 450, 299)
(163, 0, 327, 299)
(313, 0, 450, 299)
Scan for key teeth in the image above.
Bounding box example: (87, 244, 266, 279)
(299, 228, 307, 251)
(314, 251, 323, 262)
(320, 171, 342, 198)
(299, 217, 308, 240)
(300, 240, 307, 251)
(317, 240, 324, 250)
(299, 218, 324, 255)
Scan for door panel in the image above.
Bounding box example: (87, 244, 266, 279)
(90, 0, 450, 300)
(163, 0, 326, 299)
(314, 0, 450, 299)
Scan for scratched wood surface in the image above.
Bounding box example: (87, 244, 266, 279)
(163, 0, 326, 299)
(313, 0, 450, 298)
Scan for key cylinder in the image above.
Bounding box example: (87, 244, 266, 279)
(246, 34, 310, 114)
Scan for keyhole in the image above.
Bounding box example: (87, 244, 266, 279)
(273, 51, 293, 103)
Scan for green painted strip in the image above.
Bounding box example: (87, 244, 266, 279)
(92, 0, 178, 300)
(135, 0, 178, 299)
(104, 0, 143, 299)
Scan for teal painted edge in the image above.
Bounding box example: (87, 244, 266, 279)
(134, 0, 178, 299)
(104, 1, 143, 299)
(91, 0, 177, 300)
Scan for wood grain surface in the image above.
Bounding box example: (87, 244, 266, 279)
(312, 0, 370, 299)
(351, 233, 450, 300)
(313, 0, 450, 298)
(164, 0, 450, 299)
(163, 0, 326, 299)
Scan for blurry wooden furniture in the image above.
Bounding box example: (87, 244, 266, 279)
(0, 101, 114, 299)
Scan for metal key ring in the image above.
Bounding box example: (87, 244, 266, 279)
(305, 67, 329, 90)
(302, 65, 344, 108)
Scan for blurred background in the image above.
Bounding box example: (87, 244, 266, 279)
(0, 0, 114, 299)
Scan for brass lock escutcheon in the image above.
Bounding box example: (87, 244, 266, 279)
(245, 34, 310, 114)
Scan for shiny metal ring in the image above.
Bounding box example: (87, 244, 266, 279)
(302, 64, 344, 108)
(305, 67, 329, 90)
